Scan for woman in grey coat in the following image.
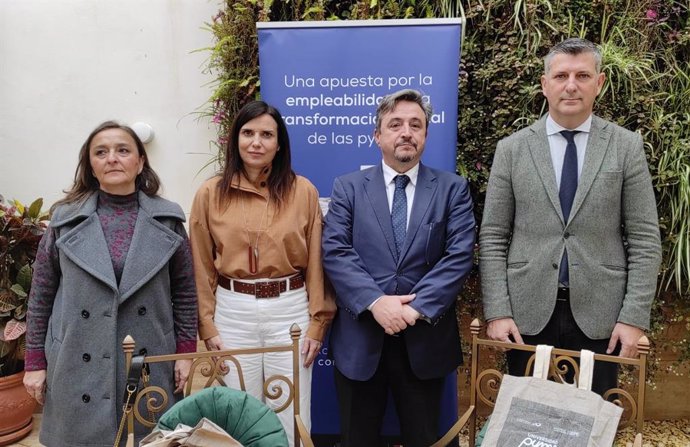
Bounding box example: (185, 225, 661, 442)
(23, 121, 198, 446)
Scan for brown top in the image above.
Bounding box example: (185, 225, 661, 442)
(189, 171, 335, 341)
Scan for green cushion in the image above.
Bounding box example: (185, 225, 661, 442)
(157, 387, 288, 447)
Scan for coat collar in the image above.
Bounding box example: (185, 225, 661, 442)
(53, 191, 184, 300)
(51, 191, 185, 227)
(228, 171, 271, 197)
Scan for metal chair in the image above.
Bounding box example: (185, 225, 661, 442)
(121, 323, 313, 447)
(432, 319, 648, 447)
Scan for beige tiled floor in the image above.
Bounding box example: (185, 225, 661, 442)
(8, 414, 690, 446)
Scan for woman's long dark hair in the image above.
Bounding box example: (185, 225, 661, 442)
(52, 121, 161, 213)
(218, 101, 296, 210)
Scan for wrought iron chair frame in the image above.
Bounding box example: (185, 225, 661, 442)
(432, 319, 648, 447)
(122, 323, 313, 447)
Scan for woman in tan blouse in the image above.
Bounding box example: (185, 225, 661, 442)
(189, 100, 335, 443)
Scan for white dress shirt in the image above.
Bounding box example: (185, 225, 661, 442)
(381, 161, 419, 231)
(546, 114, 592, 188)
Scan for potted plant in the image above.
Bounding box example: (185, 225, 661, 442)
(0, 195, 48, 445)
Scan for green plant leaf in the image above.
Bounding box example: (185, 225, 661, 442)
(11, 200, 25, 215)
(9, 284, 27, 298)
(16, 264, 32, 291)
(28, 198, 44, 219)
(302, 6, 324, 19)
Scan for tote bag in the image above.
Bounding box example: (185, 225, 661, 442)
(481, 345, 623, 447)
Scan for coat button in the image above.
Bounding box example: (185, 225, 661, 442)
(138, 306, 147, 316)
(81, 310, 90, 319)
(552, 263, 558, 269)
(564, 232, 570, 239)
(82, 353, 91, 362)
(82, 394, 91, 403)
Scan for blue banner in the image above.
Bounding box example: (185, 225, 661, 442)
(258, 18, 464, 441)
(258, 19, 463, 196)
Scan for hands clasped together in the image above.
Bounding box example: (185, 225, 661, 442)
(371, 294, 420, 335)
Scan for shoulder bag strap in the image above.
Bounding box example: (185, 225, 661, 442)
(114, 355, 146, 447)
(533, 344, 553, 380)
(578, 349, 595, 391)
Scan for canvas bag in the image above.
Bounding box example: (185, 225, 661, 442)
(481, 345, 623, 447)
(139, 417, 243, 447)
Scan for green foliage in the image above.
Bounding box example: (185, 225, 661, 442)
(648, 60, 690, 296)
(0, 196, 48, 376)
(200, 2, 265, 168)
(202, 0, 690, 367)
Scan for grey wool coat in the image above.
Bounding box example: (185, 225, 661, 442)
(39, 192, 190, 446)
(479, 115, 661, 340)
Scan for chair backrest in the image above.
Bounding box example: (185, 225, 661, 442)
(121, 323, 308, 447)
(465, 318, 649, 447)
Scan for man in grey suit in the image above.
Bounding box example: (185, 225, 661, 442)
(479, 38, 661, 393)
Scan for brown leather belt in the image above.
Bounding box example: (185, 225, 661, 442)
(217, 273, 305, 298)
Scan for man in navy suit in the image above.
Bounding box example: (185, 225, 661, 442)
(322, 89, 475, 446)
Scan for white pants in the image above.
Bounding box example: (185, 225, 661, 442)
(215, 280, 311, 446)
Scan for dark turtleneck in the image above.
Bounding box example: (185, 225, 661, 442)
(96, 190, 138, 283)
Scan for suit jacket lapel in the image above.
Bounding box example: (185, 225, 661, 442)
(399, 164, 436, 262)
(569, 115, 610, 223)
(527, 118, 564, 224)
(364, 165, 398, 262)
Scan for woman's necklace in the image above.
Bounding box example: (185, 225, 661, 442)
(240, 192, 270, 274)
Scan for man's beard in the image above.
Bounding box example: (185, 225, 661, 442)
(395, 153, 415, 163)
(394, 144, 417, 163)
